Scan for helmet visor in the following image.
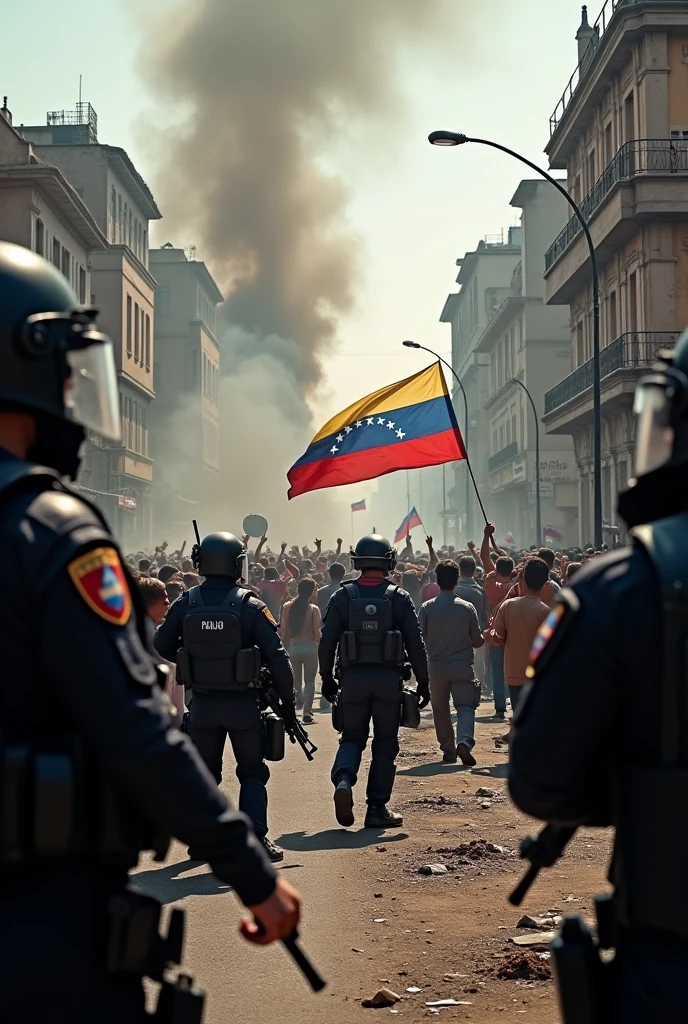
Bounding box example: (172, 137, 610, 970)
(239, 552, 249, 584)
(633, 380, 674, 477)
(65, 341, 121, 442)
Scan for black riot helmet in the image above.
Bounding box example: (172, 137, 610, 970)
(195, 533, 247, 579)
(351, 534, 396, 573)
(619, 328, 688, 527)
(0, 242, 121, 478)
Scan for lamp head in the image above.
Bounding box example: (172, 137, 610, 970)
(428, 130, 469, 147)
(402, 340, 421, 349)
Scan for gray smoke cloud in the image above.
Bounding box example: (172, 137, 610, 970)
(141, 0, 463, 542)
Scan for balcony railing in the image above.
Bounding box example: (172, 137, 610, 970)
(488, 441, 519, 473)
(545, 139, 688, 271)
(544, 331, 679, 415)
(550, 0, 641, 137)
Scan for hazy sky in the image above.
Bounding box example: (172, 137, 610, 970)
(3, 0, 586, 539)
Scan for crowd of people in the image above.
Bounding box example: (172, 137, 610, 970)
(127, 523, 607, 765)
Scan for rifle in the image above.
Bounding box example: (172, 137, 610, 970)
(191, 521, 201, 571)
(509, 823, 577, 906)
(257, 668, 317, 761)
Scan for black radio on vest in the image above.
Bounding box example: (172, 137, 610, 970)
(339, 581, 404, 668)
(179, 586, 261, 691)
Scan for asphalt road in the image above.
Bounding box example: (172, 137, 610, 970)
(133, 705, 406, 1023)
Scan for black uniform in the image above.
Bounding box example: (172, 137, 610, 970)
(0, 452, 276, 1022)
(320, 578, 428, 806)
(155, 577, 295, 839)
(509, 520, 688, 1023)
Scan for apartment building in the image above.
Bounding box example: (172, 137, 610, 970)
(542, 0, 688, 542)
(475, 181, 576, 546)
(19, 104, 162, 549)
(440, 229, 522, 539)
(149, 245, 222, 533)
(0, 100, 106, 306)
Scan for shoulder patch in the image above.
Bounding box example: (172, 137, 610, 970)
(67, 547, 132, 626)
(527, 600, 571, 678)
(262, 606, 277, 626)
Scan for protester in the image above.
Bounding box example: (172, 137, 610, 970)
(280, 577, 322, 725)
(136, 576, 185, 718)
(565, 561, 582, 583)
(419, 560, 484, 765)
(485, 558, 550, 716)
(317, 561, 346, 614)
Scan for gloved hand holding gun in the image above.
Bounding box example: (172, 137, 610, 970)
(257, 668, 318, 761)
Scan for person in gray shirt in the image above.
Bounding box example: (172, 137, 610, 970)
(419, 560, 484, 765)
(316, 561, 346, 614)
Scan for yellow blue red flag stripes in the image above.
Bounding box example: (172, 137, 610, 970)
(287, 363, 466, 499)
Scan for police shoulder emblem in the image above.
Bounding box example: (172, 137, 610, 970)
(67, 546, 132, 626)
(262, 606, 277, 626)
(527, 597, 574, 678)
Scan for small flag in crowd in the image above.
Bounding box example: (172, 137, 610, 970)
(287, 362, 466, 499)
(394, 507, 423, 544)
(351, 499, 366, 512)
(544, 525, 564, 542)
(602, 519, 619, 534)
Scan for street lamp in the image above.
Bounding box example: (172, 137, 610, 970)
(429, 129, 602, 548)
(507, 378, 542, 546)
(402, 340, 472, 536)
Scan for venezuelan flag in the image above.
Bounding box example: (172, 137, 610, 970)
(287, 362, 466, 499)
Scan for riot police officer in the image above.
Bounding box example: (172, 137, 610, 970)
(154, 533, 296, 863)
(0, 242, 301, 1022)
(509, 335, 688, 1023)
(319, 534, 429, 829)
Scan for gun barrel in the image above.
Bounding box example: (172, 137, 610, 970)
(509, 864, 540, 907)
(192, 519, 201, 546)
(282, 931, 326, 992)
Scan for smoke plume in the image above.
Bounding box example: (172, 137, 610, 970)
(141, 0, 461, 541)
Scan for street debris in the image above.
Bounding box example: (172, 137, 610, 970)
(406, 986, 422, 993)
(362, 988, 401, 1008)
(510, 932, 557, 948)
(492, 950, 552, 981)
(480, 801, 492, 810)
(425, 999, 472, 1007)
(433, 840, 511, 861)
(418, 864, 448, 875)
(516, 914, 562, 930)
(352, 948, 365, 953)
(373, 918, 387, 923)
(475, 787, 496, 798)
(411, 794, 462, 807)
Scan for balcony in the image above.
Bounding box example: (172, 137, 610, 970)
(549, 0, 641, 138)
(544, 331, 678, 418)
(488, 441, 519, 473)
(545, 139, 688, 272)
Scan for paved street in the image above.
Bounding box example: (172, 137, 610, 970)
(133, 706, 397, 1023)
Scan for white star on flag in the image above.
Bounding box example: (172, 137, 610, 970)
(377, 417, 385, 425)
(366, 417, 374, 425)
(330, 445, 339, 454)
(336, 433, 344, 443)
(396, 429, 405, 439)
(355, 420, 363, 428)
(387, 421, 395, 429)
(345, 425, 353, 433)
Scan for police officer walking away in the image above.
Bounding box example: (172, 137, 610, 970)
(509, 333, 688, 1023)
(0, 242, 301, 1022)
(320, 535, 429, 829)
(155, 532, 296, 863)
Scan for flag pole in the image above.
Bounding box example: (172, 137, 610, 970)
(351, 508, 354, 547)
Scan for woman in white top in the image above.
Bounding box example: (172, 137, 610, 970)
(280, 577, 322, 725)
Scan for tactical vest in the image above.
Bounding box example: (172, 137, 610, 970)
(614, 512, 688, 940)
(0, 457, 168, 867)
(181, 586, 261, 692)
(338, 581, 404, 668)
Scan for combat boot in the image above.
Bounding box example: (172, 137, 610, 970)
(261, 837, 284, 863)
(364, 804, 403, 828)
(334, 779, 355, 827)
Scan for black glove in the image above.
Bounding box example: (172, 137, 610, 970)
(282, 700, 298, 727)
(321, 677, 339, 704)
(416, 684, 431, 710)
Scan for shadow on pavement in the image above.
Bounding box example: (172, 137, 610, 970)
(471, 762, 509, 779)
(131, 860, 232, 904)
(397, 762, 473, 777)
(276, 829, 409, 851)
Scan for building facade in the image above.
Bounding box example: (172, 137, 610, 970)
(19, 105, 162, 550)
(149, 245, 222, 535)
(440, 229, 522, 541)
(542, 1, 688, 543)
(475, 181, 576, 547)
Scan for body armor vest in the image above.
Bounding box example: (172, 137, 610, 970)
(0, 457, 168, 867)
(338, 581, 404, 668)
(181, 586, 261, 692)
(615, 512, 688, 940)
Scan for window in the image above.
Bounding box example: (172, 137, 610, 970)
(511, 414, 517, 446)
(499, 424, 506, 449)
(604, 122, 613, 165)
(35, 219, 44, 256)
(52, 238, 61, 268)
(520, 405, 525, 448)
(629, 272, 638, 334)
(142, 405, 148, 456)
(126, 296, 133, 357)
(143, 230, 147, 263)
(624, 91, 635, 144)
(588, 148, 596, 189)
(576, 321, 584, 366)
(61, 247, 70, 281)
(118, 194, 123, 243)
(506, 419, 511, 445)
(145, 315, 151, 370)
(78, 267, 87, 304)
(608, 290, 617, 342)
(110, 188, 117, 241)
(670, 127, 688, 139)
(128, 210, 133, 249)
(134, 302, 140, 362)
(573, 174, 581, 205)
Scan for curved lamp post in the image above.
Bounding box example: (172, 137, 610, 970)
(507, 377, 542, 546)
(402, 340, 478, 535)
(428, 130, 601, 548)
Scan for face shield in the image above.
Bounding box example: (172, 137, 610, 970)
(65, 339, 121, 441)
(239, 551, 249, 584)
(633, 377, 675, 478)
